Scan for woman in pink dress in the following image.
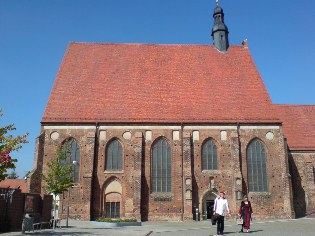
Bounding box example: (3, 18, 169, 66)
(238, 195, 253, 233)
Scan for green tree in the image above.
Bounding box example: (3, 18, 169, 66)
(7, 169, 19, 179)
(0, 109, 28, 181)
(41, 145, 75, 225)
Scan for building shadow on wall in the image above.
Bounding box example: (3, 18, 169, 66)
(191, 140, 199, 220)
(141, 139, 149, 221)
(92, 176, 101, 220)
(92, 131, 101, 221)
(288, 153, 306, 218)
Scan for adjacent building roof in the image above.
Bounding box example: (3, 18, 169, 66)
(42, 43, 279, 124)
(0, 179, 28, 193)
(275, 105, 315, 151)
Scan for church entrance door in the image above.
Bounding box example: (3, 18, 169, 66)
(201, 191, 216, 220)
(206, 200, 214, 219)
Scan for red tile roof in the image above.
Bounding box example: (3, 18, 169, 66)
(275, 105, 315, 151)
(42, 43, 279, 123)
(0, 179, 28, 193)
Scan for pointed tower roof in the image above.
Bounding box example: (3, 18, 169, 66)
(214, 0, 223, 13)
(212, 0, 229, 51)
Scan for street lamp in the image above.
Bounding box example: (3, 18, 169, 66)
(66, 160, 78, 228)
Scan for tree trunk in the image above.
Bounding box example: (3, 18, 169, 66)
(53, 194, 57, 229)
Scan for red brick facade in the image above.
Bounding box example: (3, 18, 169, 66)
(29, 123, 315, 221)
(289, 152, 315, 217)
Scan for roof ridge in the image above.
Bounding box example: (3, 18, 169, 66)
(68, 42, 245, 47)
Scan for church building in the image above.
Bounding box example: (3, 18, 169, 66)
(28, 3, 315, 221)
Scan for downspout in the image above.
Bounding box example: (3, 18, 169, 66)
(181, 122, 184, 221)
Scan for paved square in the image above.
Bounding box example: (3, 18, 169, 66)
(3, 217, 315, 236)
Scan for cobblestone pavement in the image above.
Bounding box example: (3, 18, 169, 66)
(3, 216, 315, 236)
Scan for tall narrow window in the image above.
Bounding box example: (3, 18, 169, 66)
(63, 138, 80, 183)
(106, 139, 123, 171)
(151, 138, 172, 193)
(247, 139, 268, 192)
(202, 139, 218, 170)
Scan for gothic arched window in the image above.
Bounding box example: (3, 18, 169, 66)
(202, 139, 218, 170)
(63, 138, 80, 183)
(106, 139, 123, 171)
(151, 138, 172, 193)
(247, 139, 268, 192)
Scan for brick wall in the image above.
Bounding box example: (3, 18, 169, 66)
(191, 127, 240, 219)
(42, 195, 53, 222)
(39, 127, 96, 221)
(289, 152, 315, 217)
(0, 188, 24, 232)
(28, 132, 45, 194)
(31, 124, 315, 221)
(189, 126, 294, 220)
(238, 127, 294, 219)
(0, 188, 52, 232)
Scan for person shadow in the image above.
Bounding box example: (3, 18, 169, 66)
(215, 229, 263, 234)
(245, 230, 263, 233)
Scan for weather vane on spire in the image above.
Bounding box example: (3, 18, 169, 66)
(216, 0, 220, 6)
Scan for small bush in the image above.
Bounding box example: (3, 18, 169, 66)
(96, 218, 137, 223)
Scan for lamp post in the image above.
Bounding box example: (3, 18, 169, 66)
(66, 160, 77, 228)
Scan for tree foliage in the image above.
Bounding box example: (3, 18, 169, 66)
(42, 145, 76, 223)
(42, 145, 75, 195)
(7, 169, 19, 179)
(0, 109, 28, 181)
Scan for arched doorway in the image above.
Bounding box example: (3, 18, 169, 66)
(103, 179, 122, 218)
(200, 191, 217, 220)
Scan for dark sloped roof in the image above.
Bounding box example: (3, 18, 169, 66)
(42, 43, 279, 123)
(275, 105, 315, 151)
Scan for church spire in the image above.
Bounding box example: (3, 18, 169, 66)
(211, 0, 229, 51)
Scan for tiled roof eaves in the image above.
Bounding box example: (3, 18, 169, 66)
(41, 117, 281, 124)
(288, 146, 315, 152)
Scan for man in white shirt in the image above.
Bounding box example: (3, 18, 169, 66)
(213, 191, 231, 235)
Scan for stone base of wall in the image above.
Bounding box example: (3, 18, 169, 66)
(148, 213, 183, 221)
(90, 221, 142, 227)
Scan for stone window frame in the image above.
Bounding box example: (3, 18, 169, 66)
(150, 137, 172, 194)
(62, 137, 80, 184)
(201, 138, 219, 171)
(246, 138, 269, 193)
(104, 138, 124, 172)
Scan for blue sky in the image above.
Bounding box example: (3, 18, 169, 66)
(1, 0, 315, 178)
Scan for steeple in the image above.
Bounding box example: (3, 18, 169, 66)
(211, 0, 229, 51)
